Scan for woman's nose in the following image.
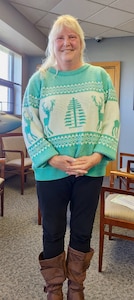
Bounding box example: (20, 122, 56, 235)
(63, 37, 70, 45)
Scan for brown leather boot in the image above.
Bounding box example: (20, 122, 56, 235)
(66, 246, 94, 300)
(39, 251, 66, 300)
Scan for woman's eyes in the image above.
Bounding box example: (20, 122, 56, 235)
(57, 36, 64, 40)
(56, 35, 77, 40)
(70, 35, 76, 39)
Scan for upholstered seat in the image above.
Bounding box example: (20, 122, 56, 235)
(105, 193, 134, 222)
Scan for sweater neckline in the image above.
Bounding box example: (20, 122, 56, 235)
(48, 63, 90, 76)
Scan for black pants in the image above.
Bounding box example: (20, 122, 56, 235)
(36, 175, 103, 259)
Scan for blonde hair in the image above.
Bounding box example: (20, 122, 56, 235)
(40, 15, 86, 73)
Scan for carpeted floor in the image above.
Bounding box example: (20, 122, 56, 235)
(0, 174, 134, 300)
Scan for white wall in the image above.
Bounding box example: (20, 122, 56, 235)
(85, 37, 134, 159)
(0, 0, 46, 55)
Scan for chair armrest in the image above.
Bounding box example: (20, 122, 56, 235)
(3, 149, 23, 154)
(0, 158, 6, 163)
(110, 170, 134, 180)
(101, 185, 134, 196)
(3, 150, 24, 164)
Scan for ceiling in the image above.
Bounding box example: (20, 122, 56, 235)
(1, 0, 134, 55)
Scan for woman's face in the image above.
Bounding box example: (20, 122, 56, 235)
(53, 26, 82, 70)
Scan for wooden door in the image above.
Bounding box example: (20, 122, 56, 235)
(91, 61, 120, 175)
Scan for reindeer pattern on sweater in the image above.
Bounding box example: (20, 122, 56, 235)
(22, 64, 120, 181)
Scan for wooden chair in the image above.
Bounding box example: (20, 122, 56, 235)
(99, 170, 134, 272)
(0, 133, 33, 195)
(119, 152, 134, 190)
(0, 158, 5, 216)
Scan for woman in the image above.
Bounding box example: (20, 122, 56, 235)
(22, 15, 120, 300)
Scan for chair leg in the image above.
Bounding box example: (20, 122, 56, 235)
(119, 178, 122, 189)
(99, 223, 104, 272)
(21, 173, 24, 195)
(109, 225, 112, 240)
(24, 174, 27, 182)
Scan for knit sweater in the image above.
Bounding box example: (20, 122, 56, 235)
(22, 63, 120, 181)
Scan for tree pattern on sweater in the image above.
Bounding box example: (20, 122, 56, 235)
(64, 97, 86, 129)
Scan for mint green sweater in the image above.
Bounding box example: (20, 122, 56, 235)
(22, 64, 120, 180)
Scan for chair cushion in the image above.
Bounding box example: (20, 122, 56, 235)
(105, 194, 134, 222)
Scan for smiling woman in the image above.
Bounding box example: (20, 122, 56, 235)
(22, 14, 120, 300)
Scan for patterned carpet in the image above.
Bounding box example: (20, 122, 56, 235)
(0, 175, 134, 300)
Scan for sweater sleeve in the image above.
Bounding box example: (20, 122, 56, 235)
(22, 71, 59, 169)
(93, 68, 120, 161)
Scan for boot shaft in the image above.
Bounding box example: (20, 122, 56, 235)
(39, 251, 66, 299)
(67, 247, 94, 300)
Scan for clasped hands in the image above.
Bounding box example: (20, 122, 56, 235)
(48, 153, 103, 177)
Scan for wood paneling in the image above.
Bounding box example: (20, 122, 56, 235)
(91, 61, 120, 175)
